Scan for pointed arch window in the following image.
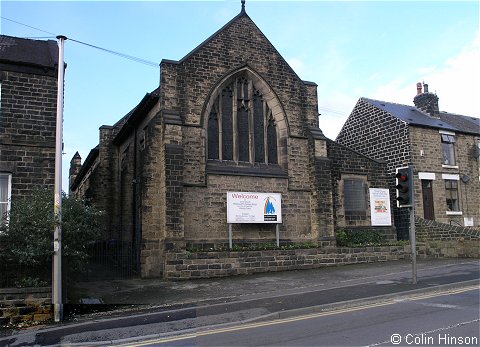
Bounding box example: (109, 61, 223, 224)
(207, 75, 278, 165)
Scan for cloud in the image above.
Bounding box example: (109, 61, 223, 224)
(318, 34, 480, 140)
(423, 34, 480, 116)
(371, 33, 480, 117)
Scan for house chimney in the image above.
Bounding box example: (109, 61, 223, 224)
(416, 82, 422, 95)
(413, 82, 440, 119)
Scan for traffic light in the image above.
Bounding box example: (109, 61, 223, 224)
(395, 166, 414, 208)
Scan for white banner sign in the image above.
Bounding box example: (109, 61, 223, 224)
(227, 192, 282, 224)
(369, 188, 392, 226)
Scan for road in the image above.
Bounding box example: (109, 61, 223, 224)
(1, 260, 478, 346)
(120, 285, 479, 347)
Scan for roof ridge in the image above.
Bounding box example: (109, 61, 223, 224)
(176, 10, 249, 64)
(363, 97, 478, 121)
(362, 97, 413, 109)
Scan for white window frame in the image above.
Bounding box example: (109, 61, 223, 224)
(439, 130, 457, 168)
(442, 174, 462, 215)
(0, 172, 12, 222)
(418, 172, 436, 180)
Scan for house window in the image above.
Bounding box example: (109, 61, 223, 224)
(344, 179, 367, 213)
(441, 134, 456, 166)
(445, 179, 460, 212)
(207, 75, 278, 165)
(0, 173, 12, 221)
(477, 139, 480, 159)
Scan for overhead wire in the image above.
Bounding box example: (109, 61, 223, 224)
(1, 16, 159, 68)
(1, 16, 55, 36)
(67, 38, 159, 67)
(318, 106, 348, 117)
(2, 17, 353, 112)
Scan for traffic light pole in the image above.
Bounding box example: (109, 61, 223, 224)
(409, 204, 417, 284)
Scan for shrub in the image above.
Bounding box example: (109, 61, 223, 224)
(336, 229, 385, 247)
(0, 189, 103, 286)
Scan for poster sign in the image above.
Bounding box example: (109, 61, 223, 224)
(227, 192, 282, 224)
(369, 188, 392, 226)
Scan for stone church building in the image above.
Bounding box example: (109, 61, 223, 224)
(70, 4, 393, 277)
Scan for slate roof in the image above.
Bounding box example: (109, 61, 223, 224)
(0, 35, 58, 69)
(364, 98, 479, 136)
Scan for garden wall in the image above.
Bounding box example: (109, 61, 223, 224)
(415, 217, 480, 258)
(0, 287, 51, 326)
(164, 245, 413, 280)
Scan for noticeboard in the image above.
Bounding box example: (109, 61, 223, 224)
(369, 188, 392, 226)
(227, 192, 282, 224)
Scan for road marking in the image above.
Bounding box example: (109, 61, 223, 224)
(414, 302, 459, 309)
(117, 284, 479, 347)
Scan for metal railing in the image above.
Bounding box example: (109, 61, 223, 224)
(80, 240, 138, 281)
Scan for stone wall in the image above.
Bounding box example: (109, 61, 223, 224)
(336, 97, 480, 232)
(0, 70, 57, 198)
(409, 127, 480, 227)
(416, 217, 480, 258)
(335, 98, 411, 239)
(164, 246, 411, 279)
(0, 287, 51, 326)
(327, 140, 394, 231)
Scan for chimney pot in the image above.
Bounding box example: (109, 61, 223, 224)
(416, 82, 422, 95)
(423, 83, 429, 93)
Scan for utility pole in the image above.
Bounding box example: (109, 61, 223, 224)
(53, 35, 67, 322)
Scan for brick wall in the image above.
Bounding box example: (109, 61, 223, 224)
(0, 70, 57, 198)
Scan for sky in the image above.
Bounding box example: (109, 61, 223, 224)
(1, 0, 479, 191)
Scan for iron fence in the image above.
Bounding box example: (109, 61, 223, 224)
(0, 239, 138, 288)
(80, 240, 138, 281)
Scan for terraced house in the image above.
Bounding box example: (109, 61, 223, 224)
(0, 35, 59, 220)
(336, 83, 480, 238)
(69, 4, 395, 278)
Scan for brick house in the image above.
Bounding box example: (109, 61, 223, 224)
(70, 4, 394, 278)
(0, 35, 59, 220)
(336, 83, 480, 239)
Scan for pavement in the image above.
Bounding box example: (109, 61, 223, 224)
(71, 258, 479, 307)
(1, 258, 479, 346)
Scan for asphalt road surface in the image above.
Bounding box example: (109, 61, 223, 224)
(122, 285, 479, 347)
(1, 260, 478, 346)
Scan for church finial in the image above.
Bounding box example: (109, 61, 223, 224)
(241, 0, 246, 12)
